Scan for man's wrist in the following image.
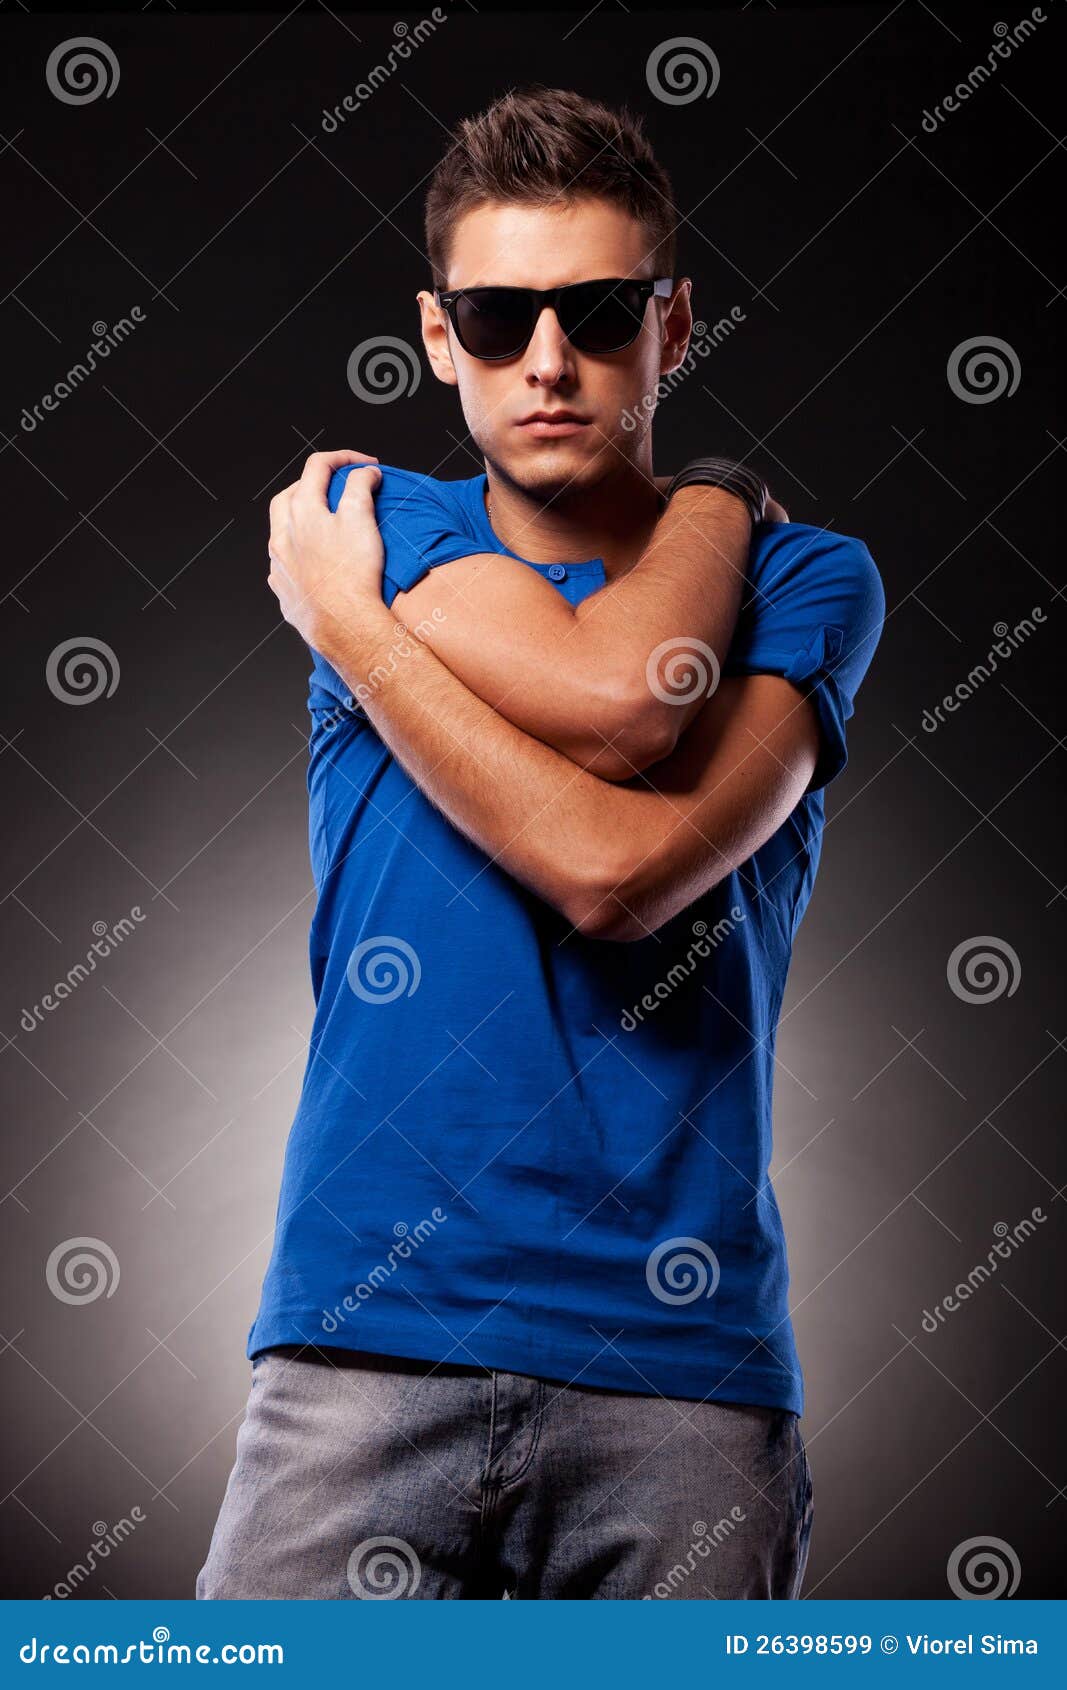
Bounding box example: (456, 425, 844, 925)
(312, 598, 396, 683)
(665, 458, 768, 526)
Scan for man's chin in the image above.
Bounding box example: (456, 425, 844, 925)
(493, 441, 606, 503)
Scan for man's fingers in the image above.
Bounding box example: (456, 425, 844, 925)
(296, 448, 379, 508)
(336, 461, 382, 512)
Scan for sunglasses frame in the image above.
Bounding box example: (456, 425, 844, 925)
(433, 276, 675, 361)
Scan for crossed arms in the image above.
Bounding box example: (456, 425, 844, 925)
(268, 452, 822, 941)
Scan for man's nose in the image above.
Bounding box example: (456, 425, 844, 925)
(523, 308, 575, 384)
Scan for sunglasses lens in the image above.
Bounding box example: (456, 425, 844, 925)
(453, 289, 533, 359)
(559, 281, 649, 353)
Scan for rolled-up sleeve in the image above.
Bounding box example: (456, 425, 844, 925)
(723, 523, 886, 793)
(327, 462, 480, 608)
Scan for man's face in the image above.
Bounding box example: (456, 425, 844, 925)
(417, 198, 691, 503)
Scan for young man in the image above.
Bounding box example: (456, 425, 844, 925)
(197, 88, 884, 1600)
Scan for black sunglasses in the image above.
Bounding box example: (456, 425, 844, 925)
(433, 276, 675, 361)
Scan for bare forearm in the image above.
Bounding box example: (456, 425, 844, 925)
(389, 483, 752, 779)
(574, 484, 749, 677)
(323, 614, 628, 927)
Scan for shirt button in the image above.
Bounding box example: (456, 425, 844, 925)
(548, 563, 567, 582)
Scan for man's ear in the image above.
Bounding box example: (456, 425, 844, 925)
(660, 278, 694, 380)
(416, 290, 459, 388)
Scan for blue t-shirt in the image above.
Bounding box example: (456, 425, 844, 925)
(246, 465, 885, 1414)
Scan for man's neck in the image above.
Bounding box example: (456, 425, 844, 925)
(483, 456, 664, 581)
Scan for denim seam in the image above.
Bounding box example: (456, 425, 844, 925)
(495, 1380, 546, 1491)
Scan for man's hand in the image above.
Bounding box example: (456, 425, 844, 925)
(267, 448, 391, 661)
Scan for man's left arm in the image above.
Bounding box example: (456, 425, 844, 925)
(267, 466, 820, 940)
(322, 603, 820, 940)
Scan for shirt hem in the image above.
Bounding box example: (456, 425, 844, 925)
(247, 1306, 804, 1417)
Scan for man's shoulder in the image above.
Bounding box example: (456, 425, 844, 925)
(328, 460, 480, 516)
(747, 520, 884, 622)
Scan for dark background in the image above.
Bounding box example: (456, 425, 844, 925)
(1, 0, 1063, 1600)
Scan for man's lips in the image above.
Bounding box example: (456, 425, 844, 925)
(516, 412, 592, 437)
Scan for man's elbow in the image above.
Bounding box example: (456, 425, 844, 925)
(579, 681, 682, 782)
(555, 850, 677, 943)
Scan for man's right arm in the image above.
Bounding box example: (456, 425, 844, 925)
(386, 483, 754, 781)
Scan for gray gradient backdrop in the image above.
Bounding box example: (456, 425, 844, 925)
(2, 1, 1064, 1600)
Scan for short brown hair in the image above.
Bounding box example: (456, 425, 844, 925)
(424, 85, 677, 289)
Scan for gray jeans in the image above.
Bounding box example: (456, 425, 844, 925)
(196, 1345, 814, 1600)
